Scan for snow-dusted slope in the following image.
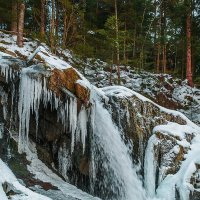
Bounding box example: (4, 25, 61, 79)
(0, 159, 51, 200)
(1, 32, 200, 200)
(83, 61, 200, 126)
(0, 31, 71, 70)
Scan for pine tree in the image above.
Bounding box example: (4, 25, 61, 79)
(17, 3, 25, 47)
(185, 0, 193, 86)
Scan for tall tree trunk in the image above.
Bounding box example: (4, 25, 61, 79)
(157, 43, 160, 73)
(114, 0, 120, 85)
(161, 0, 167, 73)
(123, 23, 127, 64)
(40, 0, 46, 38)
(62, 11, 67, 48)
(11, 1, 18, 34)
(17, 3, 25, 47)
(132, 28, 136, 59)
(55, 0, 59, 39)
(181, 39, 185, 80)
(162, 45, 167, 73)
(186, 3, 193, 86)
(50, 0, 55, 52)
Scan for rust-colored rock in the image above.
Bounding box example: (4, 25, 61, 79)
(48, 67, 80, 96)
(48, 67, 90, 105)
(0, 47, 17, 57)
(75, 82, 90, 105)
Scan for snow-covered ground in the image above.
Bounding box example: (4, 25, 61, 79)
(83, 63, 200, 126)
(0, 158, 51, 200)
(0, 31, 71, 70)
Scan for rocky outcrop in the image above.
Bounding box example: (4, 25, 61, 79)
(0, 54, 92, 195)
(104, 90, 186, 165)
(103, 87, 200, 199)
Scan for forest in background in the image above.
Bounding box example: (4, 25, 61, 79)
(0, 0, 200, 85)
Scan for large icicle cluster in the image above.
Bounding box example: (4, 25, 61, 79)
(18, 66, 89, 155)
(0, 59, 18, 82)
(1, 64, 14, 82)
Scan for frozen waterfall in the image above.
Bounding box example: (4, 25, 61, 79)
(16, 66, 147, 200)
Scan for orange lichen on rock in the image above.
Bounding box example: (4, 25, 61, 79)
(75, 82, 90, 105)
(48, 67, 90, 104)
(48, 67, 80, 95)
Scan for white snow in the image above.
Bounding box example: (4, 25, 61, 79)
(153, 122, 197, 140)
(102, 85, 200, 130)
(0, 159, 51, 200)
(0, 32, 71, 70)
(23, 141, 100, 200)
(145, 121, 200, 200)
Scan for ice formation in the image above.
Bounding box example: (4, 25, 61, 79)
(0, 87, 8, 121)
(77, 106, 88, 153)
(58, 143, 71, 180)
(18, 66, 88, 154)
(0, 123, 4, 139)
(144, 122, 200, 200)
(0, 56, 18, 82)
(0, 63, 13, 82)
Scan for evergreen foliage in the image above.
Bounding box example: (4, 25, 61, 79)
(0, 0, 200, 83)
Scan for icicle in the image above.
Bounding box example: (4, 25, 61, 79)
(77, 106, 88, 153)
(0, 63, 14, 82)
(58, 143, 71, 180)
(69, 97, 77, 153)
(0, 123, 4, 139)
(9, 83, 15, 130)
(18, 68, 44, 153)
(1, 91, 8, 120)
(1, 64, 9, 82)
(18, 66, 89, 154)
(126, 104, 130, 126)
